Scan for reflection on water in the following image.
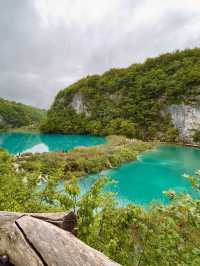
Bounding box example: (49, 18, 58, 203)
(25, 143, 49, 153)
(0, 132, 106, 154)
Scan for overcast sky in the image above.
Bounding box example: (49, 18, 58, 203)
(0, 0, 200, 109)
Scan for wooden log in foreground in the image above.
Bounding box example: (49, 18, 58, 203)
(0, 212, 120, 266)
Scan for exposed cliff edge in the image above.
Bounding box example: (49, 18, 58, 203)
(166, 104, 200, 143)
(70, 93, 91, 117)
(41, 48, 200, 143)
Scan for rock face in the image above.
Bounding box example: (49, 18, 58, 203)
(70, 93, 91, 117)
(0, 212, 120, 266)
(0, 115, 6, 128)
(166, 104, 200, 142)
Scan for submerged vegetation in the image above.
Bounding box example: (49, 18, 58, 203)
(42, 48, 200, 141)
(1, 145, 200, 265)
(0, 98, 46, 131)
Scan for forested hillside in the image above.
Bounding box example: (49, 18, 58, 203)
(42, 48, 200, 141)
(0, 98, 46, 130)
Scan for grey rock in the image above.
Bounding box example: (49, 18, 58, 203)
(166, 104, 200, 142)
(70, 93, 91, 117)
(0, 212, 120, 266)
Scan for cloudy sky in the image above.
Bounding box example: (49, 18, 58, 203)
(0, 0, 200, 108)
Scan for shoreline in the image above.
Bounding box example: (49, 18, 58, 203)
(160, 142, 200, 149)
(2, 128, 200, 149)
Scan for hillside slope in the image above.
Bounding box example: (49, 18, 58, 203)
(42, 48, 200, 142)
(0, 98, 46, 130)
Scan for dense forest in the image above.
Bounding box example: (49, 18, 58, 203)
(42, 48, 200, 141)
(0, 98, 46, 130)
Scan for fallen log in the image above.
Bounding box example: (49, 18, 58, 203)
(0, 212, 120, 266)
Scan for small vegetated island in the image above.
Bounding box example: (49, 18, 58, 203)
(1, 48, 200, 266)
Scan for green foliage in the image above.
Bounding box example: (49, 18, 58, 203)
(105, 118, 137, 137)
(0, 98, 46, 130)
(193, 130, 200, 143)
(185, 170, 200, 191)
(0, 149, 58, 212)
(165, 127, 179, 142)
(42, 48, 200, 141)
(57, 175, 81, 212)
(52, 175, 112, 242)
(1, 147, 200, 265)
(45, 171, 200, 266)
(77, 177, 112, 242)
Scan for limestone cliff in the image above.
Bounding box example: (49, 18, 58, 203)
(166, 104, 200, 143)
(70, 93, 91, 117)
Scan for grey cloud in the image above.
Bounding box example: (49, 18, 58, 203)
(0, 0, 200, 108)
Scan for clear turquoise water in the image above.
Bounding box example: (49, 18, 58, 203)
(1, 133, 200, 206)
(0, 132, 106, 155)
(80, 145, 200, 206)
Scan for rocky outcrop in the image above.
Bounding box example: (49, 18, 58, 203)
(0, 114, 7, 128)
(70, 93, 91, 117)
(166, 104, 200, 142)
(0, 115, 3, 123)
(0, 212, 120, 266)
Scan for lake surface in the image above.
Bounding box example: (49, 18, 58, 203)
(0, 132, 106, 154)
(1, 133, 200, 206)
(80, 145, 200, 206)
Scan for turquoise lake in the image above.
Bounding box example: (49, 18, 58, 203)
(80, 145, 200, 206)
(0, 132, 106, 154)
(1, 132, 200, 206)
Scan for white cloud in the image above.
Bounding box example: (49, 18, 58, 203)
(35, 0, 124, 25)
(0, 0, 200, 108)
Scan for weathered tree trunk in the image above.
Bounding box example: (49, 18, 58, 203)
(0, 212, 120, 266)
